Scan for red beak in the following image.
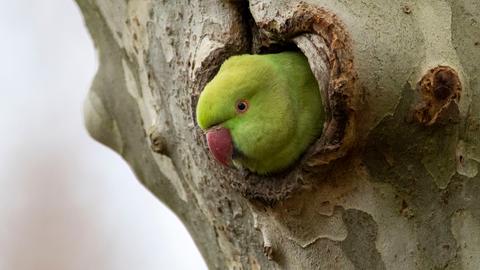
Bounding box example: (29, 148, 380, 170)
(206, 127, 233, 166)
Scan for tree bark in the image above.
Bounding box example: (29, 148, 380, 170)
(77, 0, 480, 269)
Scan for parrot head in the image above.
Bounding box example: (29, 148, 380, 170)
(196, 52, 323, 174)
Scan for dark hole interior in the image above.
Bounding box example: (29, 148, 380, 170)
(256, 42, 299, 54)
(433, 70, 454, 100)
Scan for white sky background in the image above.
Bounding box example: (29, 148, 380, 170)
(0, 1, 206, 269)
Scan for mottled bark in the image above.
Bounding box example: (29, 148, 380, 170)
(77, 0, 480, 269)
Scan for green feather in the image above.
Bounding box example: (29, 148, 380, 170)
(196, 51, 324, 174)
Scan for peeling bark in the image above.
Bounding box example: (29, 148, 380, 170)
(77, 0, 480, 269)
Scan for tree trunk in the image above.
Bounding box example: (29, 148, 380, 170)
(76, 0, 480, 269)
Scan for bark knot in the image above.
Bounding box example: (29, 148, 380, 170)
(414, 66, 462, 126)
(149, 128, 167, 154)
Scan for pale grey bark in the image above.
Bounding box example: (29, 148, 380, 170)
(77, 0, 480, 269)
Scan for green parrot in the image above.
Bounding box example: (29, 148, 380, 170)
(196, 51, 324, 175)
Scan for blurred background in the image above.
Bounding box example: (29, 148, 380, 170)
(0, 1, 206, 269)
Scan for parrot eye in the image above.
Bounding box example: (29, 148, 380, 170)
(236, 100, 249, 113)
